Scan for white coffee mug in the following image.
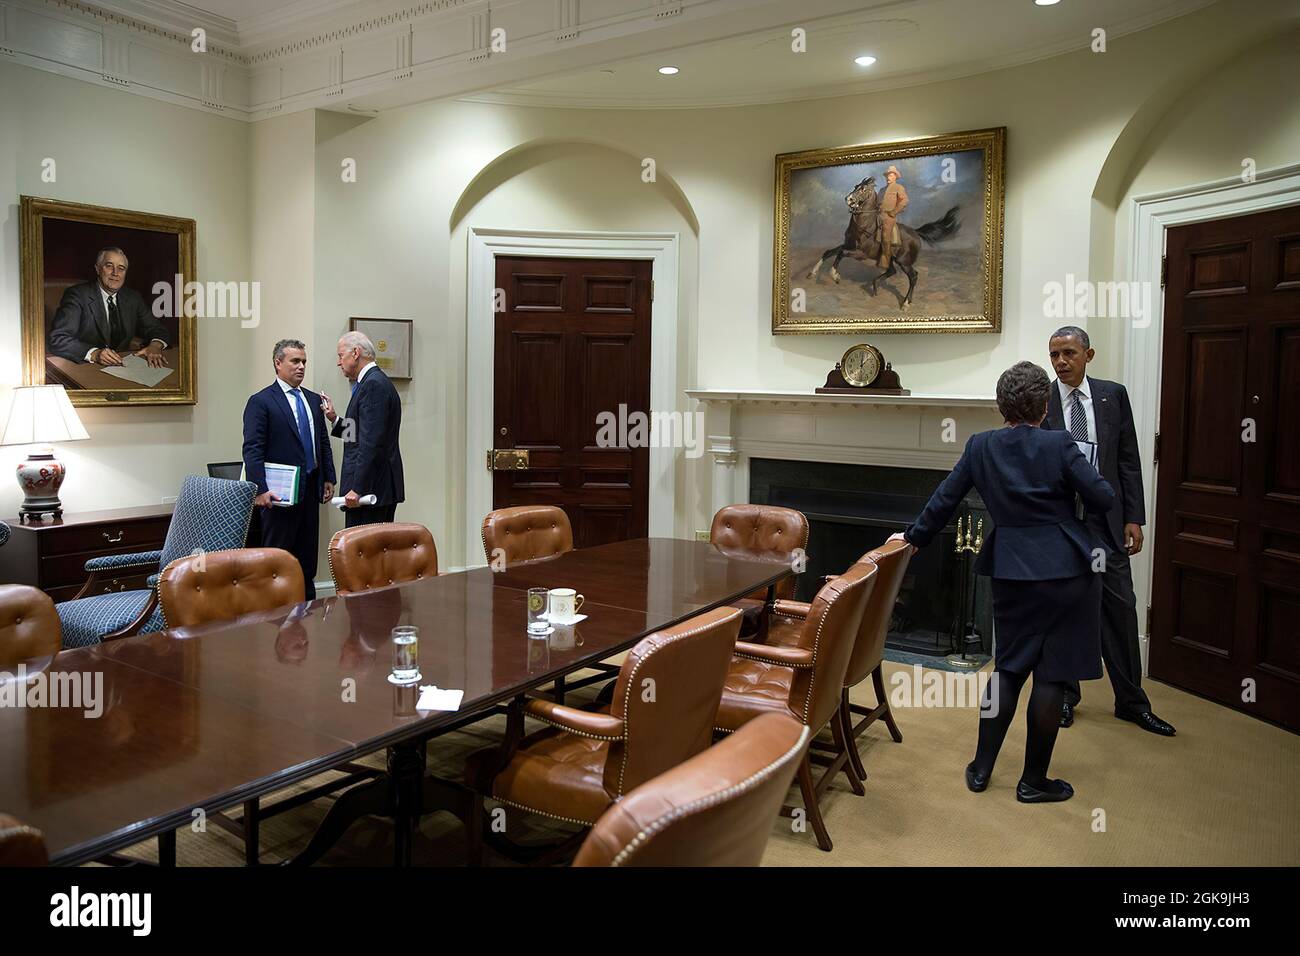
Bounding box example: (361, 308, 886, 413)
(548, 588, 585, 624)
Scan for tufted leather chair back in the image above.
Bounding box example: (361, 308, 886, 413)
(158, 548, 305, 629)
(709, 505, 808, 600)
(604, 605, 741, 799)
(574, 713, 809, 867)
(0, 585, 60, 668)
(480, 505, 573, 566)
(0, 814, 48, 866)
(788, 561, 876, 730)
(328, 523, 439, 595)
(844, 540, 912, 688)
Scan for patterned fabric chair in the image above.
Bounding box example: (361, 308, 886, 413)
(56, 475, 256, 648)
(0, 521, 10, 549)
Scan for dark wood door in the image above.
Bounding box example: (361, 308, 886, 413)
(493, 255, 651, 548)
(1151, 205, 1300, 730)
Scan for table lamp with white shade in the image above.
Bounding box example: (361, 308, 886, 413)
(1, 385, 89, 523)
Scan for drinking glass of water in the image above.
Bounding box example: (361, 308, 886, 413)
(391, 625, 420, 683)
(527, 588, 551, 634)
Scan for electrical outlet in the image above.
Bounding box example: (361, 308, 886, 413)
(694, 530, 709, 542)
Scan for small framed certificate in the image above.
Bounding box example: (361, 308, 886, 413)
(349, 317, 413, 380)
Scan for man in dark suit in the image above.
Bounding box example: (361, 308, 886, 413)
(1045, 326, 1175, 736)
(242, 339, 336, 600)
(322, 331, 404, 527)
(47, 247, 172, 366)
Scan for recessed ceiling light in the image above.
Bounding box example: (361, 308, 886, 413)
(1035, 0, 1061, 6)
(854, 55, 877, 67)
(658, 66, 679, 75)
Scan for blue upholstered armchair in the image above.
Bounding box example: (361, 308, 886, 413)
(56, 475, 256, 649)
(0, 521, 10, 550)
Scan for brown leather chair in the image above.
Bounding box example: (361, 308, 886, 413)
(710, 504, 809, 638)
(572, 712, 810, 867)
(328, 522, 438, 595)
(470, 605, 742, 856)
(158, 548, 351, 866)
(0, 814, 48, 866)
(767, 540, 912, 782)
(0, 584, 60, 668)
(714, 561, 877, 851)
(158, 548, 305, 629)
(480, 505, 573, 566)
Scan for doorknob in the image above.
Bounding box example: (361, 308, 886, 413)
(487, 449, 530, 471)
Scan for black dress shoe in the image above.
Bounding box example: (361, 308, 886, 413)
(1016, 779, 1074, 803)
(1117, 709, 1176, 736)
(965, 762, 989, 793)
(1060, 700, 1075, 728)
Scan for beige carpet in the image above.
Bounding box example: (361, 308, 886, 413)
(94, 660, 1300, 867)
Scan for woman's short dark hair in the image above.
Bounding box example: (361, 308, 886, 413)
(996, 361, 1051, 424)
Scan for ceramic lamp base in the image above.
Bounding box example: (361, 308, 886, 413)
(16, 447, 66, 523)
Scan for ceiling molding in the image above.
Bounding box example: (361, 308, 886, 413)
(2, 0, 1221, 122)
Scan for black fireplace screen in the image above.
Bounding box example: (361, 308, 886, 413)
(749, 458, 992, 656)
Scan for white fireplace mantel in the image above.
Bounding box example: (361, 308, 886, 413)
(684, 387, 1002, 517)
(685, 388, 999, 410)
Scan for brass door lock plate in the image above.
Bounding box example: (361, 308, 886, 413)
(487, 449, 530, 471)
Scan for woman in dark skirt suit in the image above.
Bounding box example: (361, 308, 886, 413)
(893, 361, 1116, 803)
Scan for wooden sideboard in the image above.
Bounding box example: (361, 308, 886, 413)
(0, 504, 174, 602)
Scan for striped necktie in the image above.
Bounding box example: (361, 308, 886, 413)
(1068, 389, 1089, 442)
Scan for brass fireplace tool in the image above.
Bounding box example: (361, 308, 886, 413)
(947, 514, 985, 669)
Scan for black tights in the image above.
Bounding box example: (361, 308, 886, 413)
(972, 669, 1066, 788)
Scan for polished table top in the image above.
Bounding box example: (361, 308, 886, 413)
(0, 538, 790, 864)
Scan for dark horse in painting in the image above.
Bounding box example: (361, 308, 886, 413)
(806, 176, 961, 308)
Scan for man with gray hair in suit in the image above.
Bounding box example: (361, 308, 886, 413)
(1044, 325, 1175, 737)
(47, 247, 171, 367)
(321, 331, 404, 527)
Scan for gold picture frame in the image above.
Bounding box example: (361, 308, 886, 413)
(772, 126, 1005, 334)
(20, 196, 197, 406)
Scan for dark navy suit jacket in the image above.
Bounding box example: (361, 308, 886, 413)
(904, 426, 1116, 580)
(242, 382, 336, 500)
(331, 367, 404, 506)
(1044, 376, 1145, 552)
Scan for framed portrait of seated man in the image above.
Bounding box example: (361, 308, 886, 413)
(20, 196, 197, 406)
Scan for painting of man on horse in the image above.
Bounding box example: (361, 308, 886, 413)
(773, 129, 1005, 334)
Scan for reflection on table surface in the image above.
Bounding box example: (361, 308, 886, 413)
(0, 538, 791, 862)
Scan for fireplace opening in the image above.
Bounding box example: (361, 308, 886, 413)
(749, 458, 992, 659)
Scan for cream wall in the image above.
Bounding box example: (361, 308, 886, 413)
(3, 0, 1297, 590)
(307, 0, 1300, 565)
(0, 59, 250, 517)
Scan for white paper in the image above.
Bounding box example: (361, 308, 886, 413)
(1074, 440, 1099, 471)
(265, 462, 300, 507)
(101, 353, 174, 388)
(416, 685, 464, 712)
(330, 494, 378, 509)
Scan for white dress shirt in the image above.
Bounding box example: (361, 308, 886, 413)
(85, 284, 167, 362)
(276, 376, 316, 450)
(1056, 376, 1096, 444)
(355, 361, 377, 385)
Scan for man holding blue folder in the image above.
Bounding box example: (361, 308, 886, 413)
(242, 339, 336, 600)
(1046, 327, 1175, 737)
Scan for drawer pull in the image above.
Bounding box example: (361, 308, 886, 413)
(102, 531, 124, 543)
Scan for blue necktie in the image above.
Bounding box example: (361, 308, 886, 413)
(350, 380, 358, 394)
(291, 389, 316, 473)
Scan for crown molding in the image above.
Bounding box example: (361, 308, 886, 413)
(2, 0, 1221, 122)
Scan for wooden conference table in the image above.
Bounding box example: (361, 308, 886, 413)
(0, 538, 791, 866)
